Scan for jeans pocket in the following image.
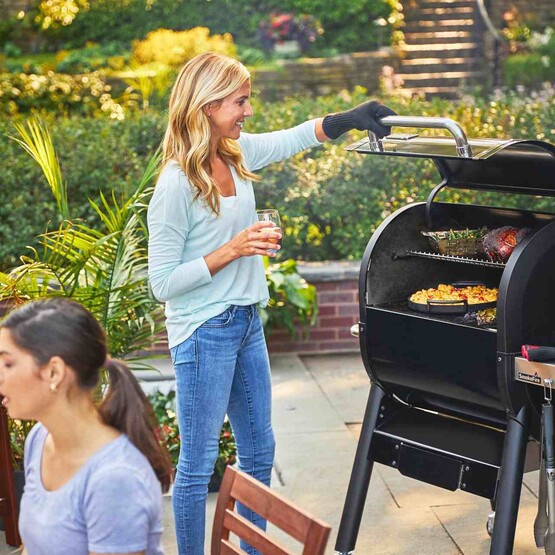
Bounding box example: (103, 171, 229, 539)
(201, 307, 233, 328)
(171, 334, 197, 366)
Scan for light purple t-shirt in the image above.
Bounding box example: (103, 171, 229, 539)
(19, 424, 164, 555)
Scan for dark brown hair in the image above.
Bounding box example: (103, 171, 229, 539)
(2, 297, 172, 492)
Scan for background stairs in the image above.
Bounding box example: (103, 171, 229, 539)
(398, 0, 486, 97)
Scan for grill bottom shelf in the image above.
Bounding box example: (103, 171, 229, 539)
(371, 405, 504, 499)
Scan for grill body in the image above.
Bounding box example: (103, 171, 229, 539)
(335, 121, 555, 555)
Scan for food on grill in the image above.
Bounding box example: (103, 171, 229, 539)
(422, 227, 488, 257)
(482, 226, 531, 263)
(409, 283, 498, 305)
(458, 308, 497, 327)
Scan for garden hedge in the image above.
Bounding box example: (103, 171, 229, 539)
(2, 86, 555, 271)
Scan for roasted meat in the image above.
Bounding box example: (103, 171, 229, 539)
(482, 226, 531, 263)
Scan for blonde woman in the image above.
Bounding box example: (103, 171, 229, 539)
(147, 52, 395, 554)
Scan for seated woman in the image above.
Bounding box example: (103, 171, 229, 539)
(0, 298, 172, 555)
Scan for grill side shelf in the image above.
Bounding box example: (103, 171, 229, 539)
(395, 250, 506, 269)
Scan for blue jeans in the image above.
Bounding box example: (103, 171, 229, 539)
(170, 304, 276, 555)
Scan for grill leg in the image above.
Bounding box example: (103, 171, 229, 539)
(489, 405, 529, 555)
(334, 383, 386, 554)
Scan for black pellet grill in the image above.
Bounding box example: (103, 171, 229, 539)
(334, 116, 555, 555)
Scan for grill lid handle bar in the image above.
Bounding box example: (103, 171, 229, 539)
(367, 116, 473, 158)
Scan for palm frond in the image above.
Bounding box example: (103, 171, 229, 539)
(9, 119, 69, 221)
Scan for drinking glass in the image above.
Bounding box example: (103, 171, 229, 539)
(256, 209, 281, 255)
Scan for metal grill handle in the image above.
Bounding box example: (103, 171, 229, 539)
(367, 116, 473, 158)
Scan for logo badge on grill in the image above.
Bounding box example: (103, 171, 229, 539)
(517, 371, 542, 385)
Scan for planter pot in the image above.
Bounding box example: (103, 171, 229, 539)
(274, 40, 300, 58)
(208, 470, 224, 493)
(0, 470, 24, 531)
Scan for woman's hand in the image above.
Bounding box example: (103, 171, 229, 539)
(230, 221, 282, 258)
(204, 221, 281, 277)
(321, 100, 398, 140)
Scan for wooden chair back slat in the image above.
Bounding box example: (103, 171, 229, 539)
(0, 403, 21, 547)
(211, 466, 331, 555)
(221, 539, 246, 555)
(229, 474, 312, 543)
(222, 509, 292, 555)
(302, 520, 332, 555)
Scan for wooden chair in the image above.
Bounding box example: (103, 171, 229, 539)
(0, 402, 21, 547)
(211, 466, 331, 555)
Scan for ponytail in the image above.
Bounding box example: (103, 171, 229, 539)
(100, 358, 173, 493)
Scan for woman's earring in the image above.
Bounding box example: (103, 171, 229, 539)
(50, 382, 58, 393)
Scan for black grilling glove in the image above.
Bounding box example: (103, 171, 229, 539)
(322, 100, 397, 140)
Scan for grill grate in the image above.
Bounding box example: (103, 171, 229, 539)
(401, 250, 506, 268)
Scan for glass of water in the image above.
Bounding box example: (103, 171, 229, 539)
(256, 209, 281, 255)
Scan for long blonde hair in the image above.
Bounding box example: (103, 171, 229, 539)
(161, 52, 260, 215)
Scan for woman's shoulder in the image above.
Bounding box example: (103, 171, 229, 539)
(155, 160, 194, 195)
(86, 435, 159, 489)
(24, 422, 47, 461)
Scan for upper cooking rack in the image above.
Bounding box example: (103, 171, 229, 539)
(395, 250, 506, 268)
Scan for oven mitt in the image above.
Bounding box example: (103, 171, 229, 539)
(322, 100, 397, 140)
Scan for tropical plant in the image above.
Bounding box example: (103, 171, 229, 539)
(0, 118, 164, 365)
(260, 257, 317, 336)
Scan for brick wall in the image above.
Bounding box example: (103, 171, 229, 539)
(252, 50, 399, 100)
(266, 261, 360, 354)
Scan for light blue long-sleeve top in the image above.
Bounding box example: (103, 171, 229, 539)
(147, 119, 322, 348)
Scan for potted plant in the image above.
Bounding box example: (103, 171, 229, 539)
(148, 389, 237, 492)
(257, 13, 323, 56)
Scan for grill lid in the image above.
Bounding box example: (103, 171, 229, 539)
(346, 116, 555, 196)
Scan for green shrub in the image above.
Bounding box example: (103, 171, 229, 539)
(0, 71, 132, 117)
(54, 42, 131, 74)
(503, 53, 555, 89)
(132, 27, 236, 67)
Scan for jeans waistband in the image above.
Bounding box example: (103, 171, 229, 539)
(229, 304, 256, 315)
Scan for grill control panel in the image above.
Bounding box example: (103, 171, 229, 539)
(514, 357, 555, 387)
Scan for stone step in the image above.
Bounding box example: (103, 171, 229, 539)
(405, 18, 476, 30)
(402, 85, 461, 98)
(402, 42, 481, 59)
(418, 0, 476, 5)
(403, 20, 479, 35)
(416, 0, 476, 9)
(406, 6, 475, 19)
(398, 70, 483, 88)
(404, 30, 477, 44)
(400, 57, 478, 73)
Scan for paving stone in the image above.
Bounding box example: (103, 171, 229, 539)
(300, 353, 371, 424)
(432, 487, 539, 555)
